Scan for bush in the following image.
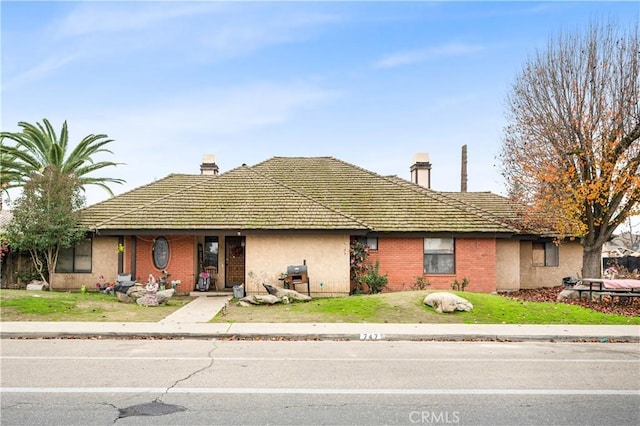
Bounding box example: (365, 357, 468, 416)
(412, 276, 431, 290)
(451, 277, 470, 291)
(360, 261, 389, 294)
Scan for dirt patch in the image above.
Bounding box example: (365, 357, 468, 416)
(500, 286, 640, 317)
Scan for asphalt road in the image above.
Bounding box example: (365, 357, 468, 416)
(1, 339, 638, 425)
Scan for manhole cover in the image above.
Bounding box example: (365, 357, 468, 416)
(118, 401, 186, 418)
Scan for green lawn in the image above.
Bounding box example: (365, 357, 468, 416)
(1, 288, 638, 325)
(0, 290, 194, 322)
(213, 290, 640, 325)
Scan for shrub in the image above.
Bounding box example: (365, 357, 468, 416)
(360, 261, 389, 294)
(451, 277, 470, 291)
(412, 276, 431, 290)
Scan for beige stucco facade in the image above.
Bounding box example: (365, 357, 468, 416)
(244, 234, 350, 296)
(52, 236, 120, 290)
(496, 239, 521, 291)
(518, 240, 583, 289)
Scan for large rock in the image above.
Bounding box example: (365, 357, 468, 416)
(26, 281, 48, 291)
(263, 283, 312, 302)
(424, 292, 473, 313)
(117, 285, 174, 305)
(557, 288, 591, 301)
(238, 294, 281, 305)
(156, 289, 175, 305)
(126, 285, 146, 300)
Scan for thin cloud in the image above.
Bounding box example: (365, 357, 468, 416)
(52, 2, 225, 38)
(3, 53, 80, 92)
(375, 42, 486, 69)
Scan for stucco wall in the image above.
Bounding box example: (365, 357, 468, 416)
(519, 240, 583, 289)
(52, 236, 120, 290)
(245, 234, 350, 296)
(496, 239, 521, 291)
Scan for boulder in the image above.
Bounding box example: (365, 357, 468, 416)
(26, 281, 48, 291)
(238, 294, 281, 305)
(424, 292, 473, 313)
(263, 283, 312, 302)
(156, 289, 175, 305)
(126, 285, 146, 300)
(557, 289, 590, 301)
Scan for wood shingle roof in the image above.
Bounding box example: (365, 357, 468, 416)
(81, 156, 522, 234)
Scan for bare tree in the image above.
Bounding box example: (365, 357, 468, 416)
(501, 20, 640, 278)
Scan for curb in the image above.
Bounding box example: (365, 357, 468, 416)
(2, 331, 638, 343)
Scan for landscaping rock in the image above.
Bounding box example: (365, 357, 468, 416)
(126, 285, 146, 300)
(424, 292, 473, 313)
(239, 294, 281, 305)
(26, 281, 48, 291)
(263, 283, 312, 301)
(156, 289, 175, 305)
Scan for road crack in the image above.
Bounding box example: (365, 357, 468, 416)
(156, 341, 218, 400)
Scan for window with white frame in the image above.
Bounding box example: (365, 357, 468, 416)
(424, 238, 455, 274)
(532, 242, 559, 267)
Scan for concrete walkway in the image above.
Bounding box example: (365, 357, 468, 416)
(1, 294, 639, 342)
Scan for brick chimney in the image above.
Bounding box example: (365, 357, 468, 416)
(200, 154, 219, 175)
(410, 153, 431, 189)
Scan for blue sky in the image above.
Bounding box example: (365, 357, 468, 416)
(2, 1, 639, 207)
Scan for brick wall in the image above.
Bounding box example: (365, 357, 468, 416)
(367, 237, 496, 293)
(124, 235, 196, 294)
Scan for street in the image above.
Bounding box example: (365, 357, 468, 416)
(1, 339, 639, 425)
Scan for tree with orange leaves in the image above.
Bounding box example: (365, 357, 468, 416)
(501, 20, 639, 279)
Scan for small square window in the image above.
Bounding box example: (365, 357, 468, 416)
(357, 237, 378, 251)
(532, 242, 558, 267)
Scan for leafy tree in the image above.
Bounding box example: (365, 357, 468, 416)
(0, 119, 124, 198)
(500, 21, 639, 278)
(5, 166, 88, 288)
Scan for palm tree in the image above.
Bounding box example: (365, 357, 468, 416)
(0, 119, 125, 199)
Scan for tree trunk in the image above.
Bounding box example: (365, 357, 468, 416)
(582, 245, 603, 279)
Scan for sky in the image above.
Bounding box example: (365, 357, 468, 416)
(2, 1, 639, 208)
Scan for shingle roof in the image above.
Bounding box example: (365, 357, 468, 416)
(81, 166, 367, 231)
(253, 157, 519, 233)
(81, 156, 522, 234)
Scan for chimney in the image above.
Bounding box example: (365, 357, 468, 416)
(200, 154, 219, 175)
(461, 144, 468, 192)
(410, 153, 431, 189)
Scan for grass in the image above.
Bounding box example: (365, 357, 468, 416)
(0, 289, 194, 322)
(213, 290, 640, 325)
(2, 289, 638, 325)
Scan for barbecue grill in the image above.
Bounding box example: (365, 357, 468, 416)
(283, 264, 310, 296)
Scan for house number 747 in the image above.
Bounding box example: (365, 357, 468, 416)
(360, 333, 382, 340)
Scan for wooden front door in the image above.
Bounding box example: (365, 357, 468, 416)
(225, 237, 245, 288)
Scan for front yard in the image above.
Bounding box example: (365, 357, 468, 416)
(0, 290, 194, 322)
(1, 288, 638, 325)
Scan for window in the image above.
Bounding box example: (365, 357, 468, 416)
(532, 242, 559, 267)
(56, 238, 92, 273)
(357, 237, 378, 251)
(204, 236, 219, 269)
(153, 237, 170, 269)
(424, 238, 455, 274)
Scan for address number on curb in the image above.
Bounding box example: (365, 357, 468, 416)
(360, 333, 383, 340)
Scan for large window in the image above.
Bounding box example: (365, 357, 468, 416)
(424, 238, 455, 274)
(532, 242, 559, 267)
(56, 238, 92, 273)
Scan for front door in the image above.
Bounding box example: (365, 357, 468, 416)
(225, 236, 245, 288)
